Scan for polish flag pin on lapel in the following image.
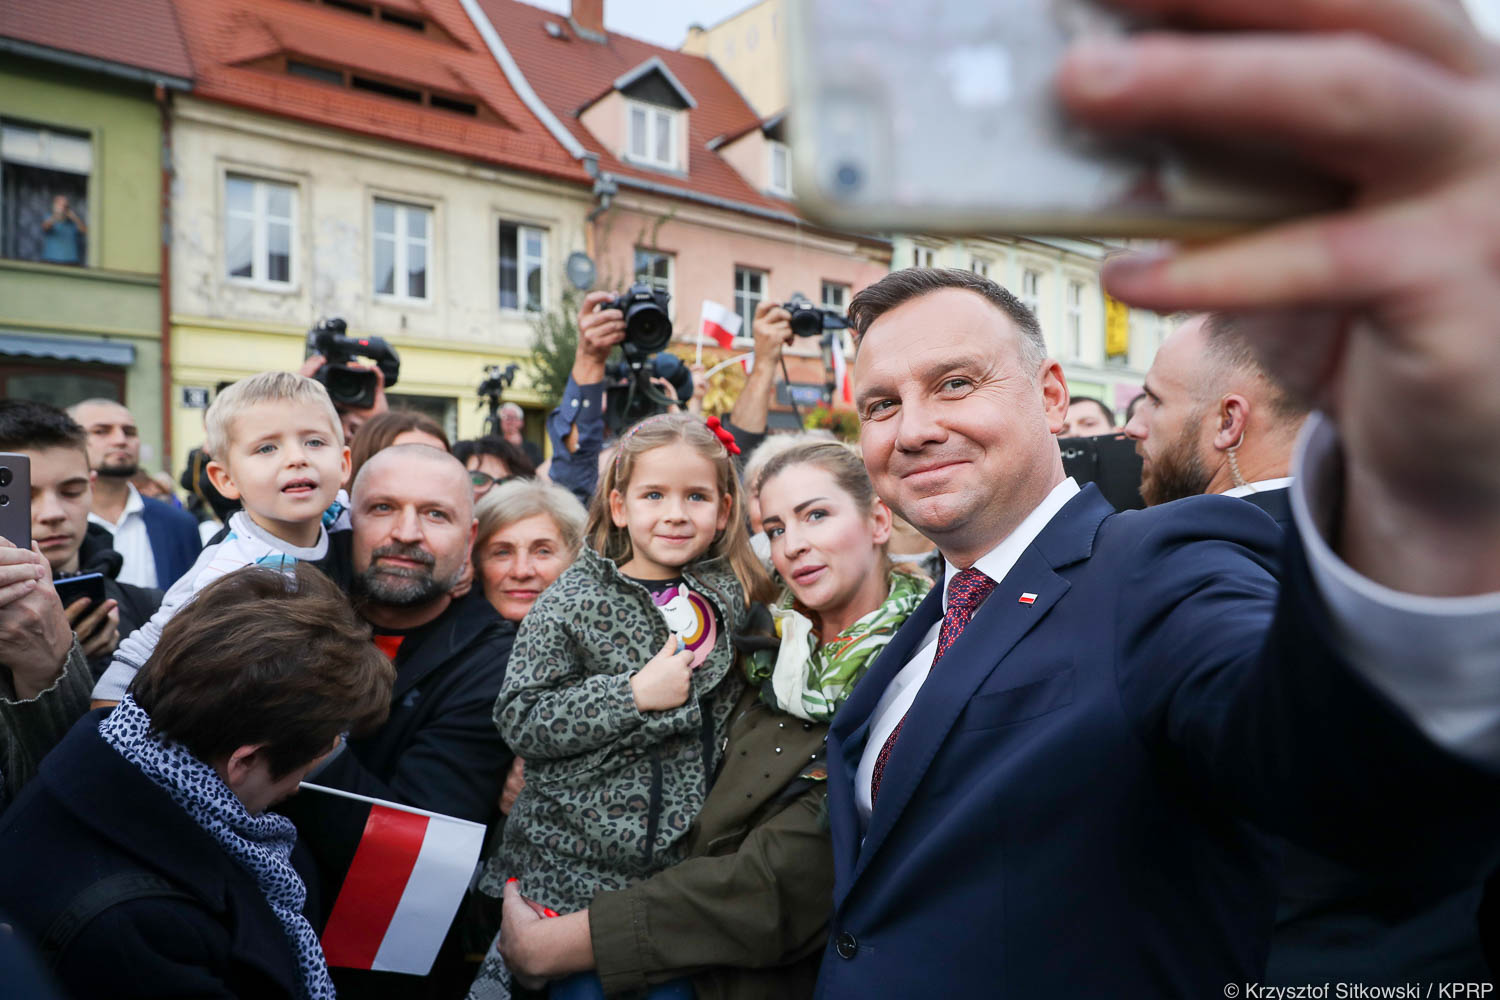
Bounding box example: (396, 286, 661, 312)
(1018, 592, 1038, 605)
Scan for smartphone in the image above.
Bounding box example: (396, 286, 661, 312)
(0, 453, 30, 551)
(786, 0, 1345, 237)
(54, 572, 107, 613)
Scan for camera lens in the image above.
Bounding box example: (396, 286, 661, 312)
(625, 304, 672, 354)
(0, 467, 10, 488)
(834, 163, 862, 192)
(0, 494, 8, 507)
(790, 308, 823, 338)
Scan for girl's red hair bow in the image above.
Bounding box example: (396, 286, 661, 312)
(705, 415, 740, 455)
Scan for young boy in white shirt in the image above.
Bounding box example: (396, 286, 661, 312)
(92, 372, 352, 704)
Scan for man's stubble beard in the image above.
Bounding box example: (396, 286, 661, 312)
(1140, 416, 1213, 507)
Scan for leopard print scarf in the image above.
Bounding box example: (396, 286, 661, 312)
(98, 695, 335, 1000)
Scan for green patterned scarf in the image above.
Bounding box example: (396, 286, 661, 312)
(746, 568, 931, 721)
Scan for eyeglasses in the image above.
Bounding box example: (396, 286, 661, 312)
(469, 471, 517, 494)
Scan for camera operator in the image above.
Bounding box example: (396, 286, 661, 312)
(299, 353, 389, 444)
(727, 300, 798, 457)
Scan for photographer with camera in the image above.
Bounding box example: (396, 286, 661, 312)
(298, 319, 401, 444)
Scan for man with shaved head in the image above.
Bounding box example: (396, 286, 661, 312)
(1124, 312, 1309, 522)
(286, 444, 517, 996)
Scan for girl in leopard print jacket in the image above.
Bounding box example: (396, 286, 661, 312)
(488, 414, 774, 915)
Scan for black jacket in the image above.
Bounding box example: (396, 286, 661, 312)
(308, 590, 517, 823)
(0, 710, 313, 1000)
(63, 524, 162, 680)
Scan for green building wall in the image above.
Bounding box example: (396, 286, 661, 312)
(0, 56, 167, 467)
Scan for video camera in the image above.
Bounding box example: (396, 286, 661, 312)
(306, 318, 400, 410)
(604, 351, 694, 436)
(604, 284, 673, 354)
(783, 299, 851, 338)
(477, 363, 520, 437)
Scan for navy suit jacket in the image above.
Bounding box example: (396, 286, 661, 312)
(139, 495, 201, 589)
(818, 485, 1500, 999)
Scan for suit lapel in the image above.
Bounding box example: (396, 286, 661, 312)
(850, 545, 1070, 886)
(827, 586, 944, 893)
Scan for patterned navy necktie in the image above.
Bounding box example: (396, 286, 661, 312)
(870, 567, 996, 804)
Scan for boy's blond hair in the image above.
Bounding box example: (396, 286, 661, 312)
(204, 372, 343, 460)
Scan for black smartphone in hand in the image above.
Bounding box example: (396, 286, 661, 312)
(54, 572, 107, 613)
(0, 453, 30, 551)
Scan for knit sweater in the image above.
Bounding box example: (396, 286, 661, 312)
(0, 640, 90, 813)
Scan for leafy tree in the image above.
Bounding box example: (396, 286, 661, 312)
(526, 290, 581, 409)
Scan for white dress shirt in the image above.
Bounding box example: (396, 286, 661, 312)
(1223, 477, 1295, 498)
(854, 478, 1081, 822)
(855, 414, 1500, 826)
(88, 482, 156, 589)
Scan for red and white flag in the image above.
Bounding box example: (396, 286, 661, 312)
(700, 300, 742, 350)
(831, 331, 853, 404)
(299, 783, 486, 976)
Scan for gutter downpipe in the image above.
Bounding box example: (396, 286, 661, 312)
(156, 83, 174, 466)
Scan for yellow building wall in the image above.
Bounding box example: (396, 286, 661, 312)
(681, 0, 787, 118)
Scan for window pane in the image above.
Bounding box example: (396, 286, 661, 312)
(267, 221, 291, 283)
(655, 110, 672, 165)
(772, 145, 788, 190)
(525, 228, 542, 259)
(408, 206, 427, 240)
(407, 241, 426, 299)
(226, 176, 253, 215)
(524, 258, 542, 311)
(374, 236, 395, 295)
(374, 200, 396, 236)
(226, 213, 253, 278)
(498, 223, 518, 309)
(266, 183, 292, 220)
(630, 107, 647, 158)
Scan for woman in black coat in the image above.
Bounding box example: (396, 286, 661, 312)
(0, 565, 392, 999)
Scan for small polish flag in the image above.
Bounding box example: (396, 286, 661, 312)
(298, 783, 486, 976)
(1018, 592, 1037, 604)
(700, 300, 742, 350)
(831, 331, 853, 404)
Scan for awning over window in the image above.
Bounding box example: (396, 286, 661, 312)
(0, 331, 135, 366)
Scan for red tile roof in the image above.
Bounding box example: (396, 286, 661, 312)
(170, 0, 588, 184)
(0, 0, 194, 83)
(475, 0, 796, 217)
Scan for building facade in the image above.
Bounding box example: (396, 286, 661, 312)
(0, 1, 192, 471)
(163, 0, 593, 476)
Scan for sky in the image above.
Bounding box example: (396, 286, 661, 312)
(526, 0, 752, 49)
(530, 0, 1500, 49)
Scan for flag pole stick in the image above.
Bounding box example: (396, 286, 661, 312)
(704, 352, 756, 379)
(695, 314, 704, 366)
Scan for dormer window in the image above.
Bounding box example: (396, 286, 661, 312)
(627, 100, 679, 170)
(767, 140, 791, 196)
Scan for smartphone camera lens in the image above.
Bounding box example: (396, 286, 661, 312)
(834, 163, 862, 193)
(0, 495, 9, 507)
(0, 467, 10, 488)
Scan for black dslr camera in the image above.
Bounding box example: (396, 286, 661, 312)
(605, 284, 673, 354)
(783, 299, 851, 338)
(306, 318, 401, 409)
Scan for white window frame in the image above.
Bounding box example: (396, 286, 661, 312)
(498, 221, 547, 313)
(225, 174, 297, 290)
(634, 247, 674, 309)
(372, 198, 431, 303)
(971, 257, 990, 278)
(625, 99, 680, 171)
(1020, 267, 1043, 315)
(1064, 279, 1085, 359)
(767, 140, 792, 196)
(913, 246, 935, 268)
(821, 281, 849, 312)
(735, 266, 767, 334)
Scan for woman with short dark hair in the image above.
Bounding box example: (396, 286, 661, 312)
(0, 564, 394, 1000)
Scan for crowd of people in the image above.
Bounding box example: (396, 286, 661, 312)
(4, 0, 1500, 996)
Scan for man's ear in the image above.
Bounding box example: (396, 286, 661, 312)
(870, 499, 894, 548)
(1212, 395, 1251, 453)
(205, 459, 242, 500)
(1040, 360, 1070, 435)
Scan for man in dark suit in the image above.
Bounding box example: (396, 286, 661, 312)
(1127, 313, 1490, 983)
(822, 48, 1500, 985)
(69, 399, 200, 589)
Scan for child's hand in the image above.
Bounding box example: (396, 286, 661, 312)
(630, 634, 695, 712)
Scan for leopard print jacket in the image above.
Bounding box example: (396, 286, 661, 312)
(486, 546, 749, 912)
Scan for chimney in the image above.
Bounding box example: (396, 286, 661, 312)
(570, 0, 605, 39)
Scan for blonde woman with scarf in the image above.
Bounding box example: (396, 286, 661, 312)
(486, 442, 927, 1000)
